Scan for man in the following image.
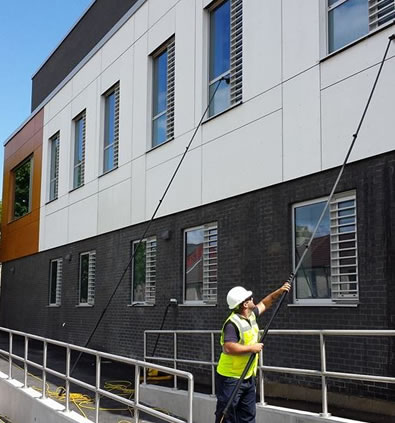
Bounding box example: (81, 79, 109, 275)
(215, 282, 291, 423)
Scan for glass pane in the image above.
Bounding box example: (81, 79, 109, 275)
(50, 139, 58, 180)
(339, 224, 355, 233)
(185, 228, 204, 301)
(328, 0, 368, 53)
(74, 118, 84, 165)
(103, 145, 114, 172)
(208, 77, 230, 117)
(339, 217, 355, 225)
(50, 261, 58, 304)
(13, 159, 32, 219)
(104, 92, 115, 147)
(80, 254, 89, 303)
(74, 165, 82, 189)
(133, 241, 146, 302)
(294, 201, 331, 299)
(338, 208, 353, 217)
(153, 50, 168, 116)
(209, 0, 230, 81)
(152, 113, 167, 147)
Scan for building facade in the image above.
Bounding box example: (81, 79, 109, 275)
(1, 0, 394, 405)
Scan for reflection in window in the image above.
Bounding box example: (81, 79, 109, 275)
(13, 157, 32, 219)
(73, 111, 86, 189)
(79, 251, 96, 305)
(152, 38, 175, 147)
(294, 201, 331, 300)
(293, 192, 358, 303)
(208, 0, 242, 117)
(327, 0, 395, 53)
(132, 237, 157, 304)
(49, 133, 60, 202)
(103, 83, 119, 173)
(184, 223, 218, 303)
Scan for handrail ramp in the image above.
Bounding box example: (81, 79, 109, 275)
(0, 326, 194, 423)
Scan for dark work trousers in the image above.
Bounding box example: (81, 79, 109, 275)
(215, 373, 256, 423)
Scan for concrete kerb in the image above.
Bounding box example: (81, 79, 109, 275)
(139, 383, 369, 423)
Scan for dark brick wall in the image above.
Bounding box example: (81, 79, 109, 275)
(31, 0, 139, 110)
(1, 151, 394, 400)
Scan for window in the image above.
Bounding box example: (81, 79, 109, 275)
(49, 132, 60, 201)
(208, 0, 242, 117)
(103, 83, 120, 173)
(152, 38, 175, 147)
(293, 191, 358, 304)
(328, 0, 395, 53)
(12, 156, 33, 219)
(183, 223, 218, 304)
(73, 111, 86, 189)
(49, 258, 63, 306)
(79, 251, 96, 305)
(131, 237, 157, 304)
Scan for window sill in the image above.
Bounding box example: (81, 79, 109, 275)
(288, 302, 359, 308)
(202, 101, 242, 125)
(69, 184, 84, 194)
(320, 20, 395, 63)
(75, 303, 94, 308)
(47, 304, 61, 308)
(128, 303, 155, 307)
(178, 302, 217, 307)
(147, 137, 174, 153)
(99, 166, 118, 178)
(9, 211, 32, 224)
(45, 198, 58, 205)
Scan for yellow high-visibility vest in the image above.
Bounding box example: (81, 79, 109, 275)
(217, 311, 259, 379)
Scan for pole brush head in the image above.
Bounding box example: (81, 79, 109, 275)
(58, 387, 66, 396)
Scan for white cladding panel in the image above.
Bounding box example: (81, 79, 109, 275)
(39, 0, 395, 251)
(283, 66, 321, 181)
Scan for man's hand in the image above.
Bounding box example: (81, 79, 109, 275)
(249, 343, 263, 353)
(279, 282, 291, 293)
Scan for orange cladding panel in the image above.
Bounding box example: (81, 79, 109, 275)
(1, 109, 43, 262)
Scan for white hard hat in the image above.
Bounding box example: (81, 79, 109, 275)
(226, 286, 253, 310)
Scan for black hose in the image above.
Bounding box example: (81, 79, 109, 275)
(220, 34, 395, 421)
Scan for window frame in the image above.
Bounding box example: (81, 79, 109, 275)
(72, 110, 86, 190)
(151, 37, 175, 149)
(102, 83, 120, 174)
(207, 0, 243, 119)
(48, 132, 60, 202)
(182, 222, 218, 305)
(130, 237, 157, 306)
(292, 191, 359, 306)
(326, 0, 395, 54)
(49, 258, 63, 306)
(11, 155, 33, 221)
(78, 250, 96, 306)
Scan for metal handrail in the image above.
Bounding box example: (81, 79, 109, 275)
(144, 328, 395, 418)
(0, 326, 194, 423)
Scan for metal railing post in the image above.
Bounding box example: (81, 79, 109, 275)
(135, 364, 141, 422)
(187, 375, 194, 423)
(65, 346, 71, 413)
(42, 341, 47, 399)
(24, 335, 29, 388)
(8, 332, 13, 379)
(174, 332, 178, 389)
(320, 333, 330, 417)
(211, 332, 216, 395)
(259, 349, 266, 405)
(95, 354, 101, 423)
(143, 331, 147, 384)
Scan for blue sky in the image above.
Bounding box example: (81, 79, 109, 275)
(0, 0, 93, 193)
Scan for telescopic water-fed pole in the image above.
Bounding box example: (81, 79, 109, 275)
(59, 76, 229, 394)
(220, 34, 395, 422)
